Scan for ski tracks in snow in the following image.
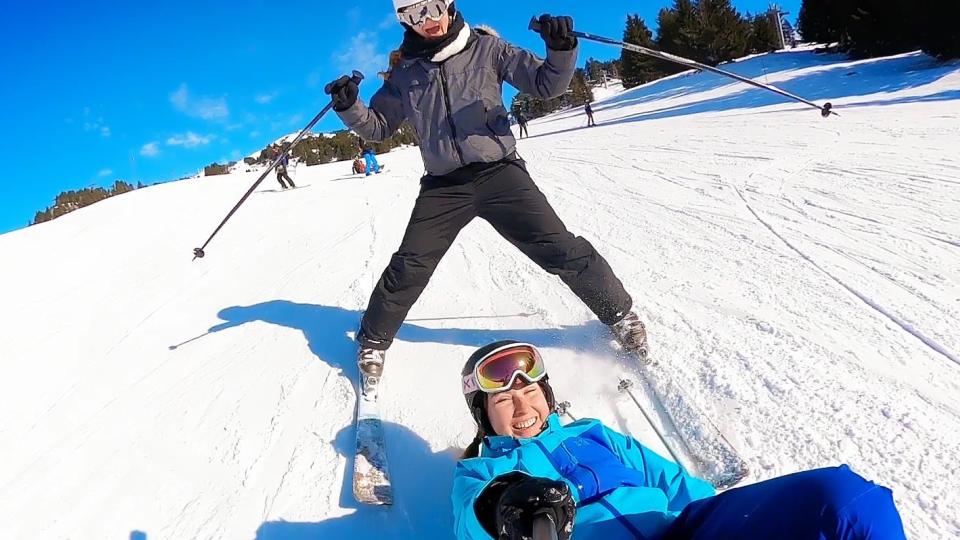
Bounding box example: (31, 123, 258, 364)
(523, 111, 960, 537)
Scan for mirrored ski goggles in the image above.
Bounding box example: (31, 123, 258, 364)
(396, 0, 448, 27)
(462, 343, 547, 395)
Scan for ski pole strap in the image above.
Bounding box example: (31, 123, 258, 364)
(532, 512, 559, 540)
(527, 17, 835, 117)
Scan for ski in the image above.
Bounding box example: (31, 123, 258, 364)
(353, 383, 393, 505)
(618, 354, 750, 490)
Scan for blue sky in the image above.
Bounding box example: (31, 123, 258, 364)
(0, 0, 799, 234)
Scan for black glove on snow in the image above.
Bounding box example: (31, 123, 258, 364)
(325, 75, 359, 112)
(536, 14, 577, 52)
(496, 477, 576, 540)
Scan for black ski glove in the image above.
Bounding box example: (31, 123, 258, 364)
(496, 477, 576, 540)
(325, 75, 359, 112)
(536, 14, 577, 52)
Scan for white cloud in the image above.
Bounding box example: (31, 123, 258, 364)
(255, 92, 278, 104)
(333, 31, 388, 81)
(83, 116, 111, 137)
(166, 132, 215, 148)
(98, 169, 113, 177)
(379, 13, 397, 30)
(170, 83, 230, 120)
(140, 142, 160, 157)
(249, 130, 261, 138)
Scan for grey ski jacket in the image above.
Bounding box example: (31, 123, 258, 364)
(336, 29, 578, 176)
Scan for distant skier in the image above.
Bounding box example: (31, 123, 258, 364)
(352, 155, 366, 175)
(274, 147, 296, 189)
(454, 340, 908, 540)
(584, 101, 596, 127)
(326, 2, 646, 396)
(515, 112, 529, 139)
(362, 147, 382, 176)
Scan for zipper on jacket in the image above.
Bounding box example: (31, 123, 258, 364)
(438, 63, 465, 166)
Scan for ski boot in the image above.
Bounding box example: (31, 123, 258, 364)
(358, 347, 386, 400)
(609, 311, 649, 362)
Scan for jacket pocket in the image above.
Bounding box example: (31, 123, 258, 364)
(483, 104, 511, 137)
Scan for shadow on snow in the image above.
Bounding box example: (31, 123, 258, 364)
(169, 300, 610, 539)
(201, 300, 608, 390)
(255, 420, 459, 540)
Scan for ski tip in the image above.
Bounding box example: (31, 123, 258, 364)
(713, 465, 752, 490)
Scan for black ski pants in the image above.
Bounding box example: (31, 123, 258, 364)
(358, 158, 632, 350)
(519, 124, 529, 138)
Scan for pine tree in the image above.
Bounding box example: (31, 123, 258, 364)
(748, 11, 783, 54)
(919, 0, 960, 59)
(568, 69, 595, 106)
(697, 0, 750, 64)
(620, 14, 662, 88)
(845, 0, 918, 58)
(798, 0, 853, 45)
(585, 58, 604, 84)
(657, 0, 703, 63)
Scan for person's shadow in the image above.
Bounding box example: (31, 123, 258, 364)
(255, 421, 460, 540)
(189, 300, 608, 389)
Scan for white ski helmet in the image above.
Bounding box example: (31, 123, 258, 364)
(392, 0, 455, 24)
(393, 0, 452, 11)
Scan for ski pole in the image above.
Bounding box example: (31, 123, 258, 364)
(618, 378, 687, 468)
(192, 71, 365, 260)
(555, 401, 577, 421)
(532, 511, 559, 540)
(528, 18, 836, 118)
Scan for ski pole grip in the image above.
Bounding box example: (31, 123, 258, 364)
(532, 512, 559, 540)
(528, 16, 542, 33)
(324, 71, 365, 94)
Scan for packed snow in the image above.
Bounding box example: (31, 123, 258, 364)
(1, 48, 958, 539)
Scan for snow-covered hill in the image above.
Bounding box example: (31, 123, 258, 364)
(1, 48, 959, 539)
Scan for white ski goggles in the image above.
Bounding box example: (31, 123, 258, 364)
(462, 343, 547, 395)
(396, 0, 448, 27)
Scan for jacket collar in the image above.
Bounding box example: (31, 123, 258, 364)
(430, 22, 471, 62)
(483, 413, 563, 456)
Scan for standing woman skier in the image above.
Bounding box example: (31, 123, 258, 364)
(325, 1, 648, 396)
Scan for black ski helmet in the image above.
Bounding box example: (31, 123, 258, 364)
(461, 340, 557, 435)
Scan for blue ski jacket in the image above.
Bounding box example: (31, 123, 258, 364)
(452, 414, 715, 540)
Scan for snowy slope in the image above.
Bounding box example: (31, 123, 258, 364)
(1, 49, 959, 539)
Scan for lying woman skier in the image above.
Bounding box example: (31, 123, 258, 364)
(453, 341, 907, 540)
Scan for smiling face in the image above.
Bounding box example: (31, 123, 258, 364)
(485, 380, 551, 439)
(412, 11, 451, 39)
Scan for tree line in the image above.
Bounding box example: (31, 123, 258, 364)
(510, 68, 595, 121)
(32, 180, 139, 225)
(247, 125, 418, 169)
(620, 0, 788, 89)
(799, 0, 959, 59)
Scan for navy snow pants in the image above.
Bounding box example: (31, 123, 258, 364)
(663, 465, 906, 540)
